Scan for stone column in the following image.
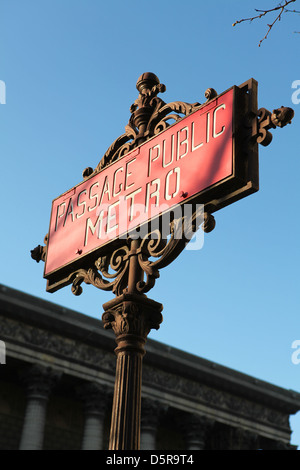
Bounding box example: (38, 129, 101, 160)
(19, 364, 61, 450)
(77, 382, 112, 450)
(228, 427, 259, 450)
(182, 415, 214, 450)
(140, 398, 166, 450)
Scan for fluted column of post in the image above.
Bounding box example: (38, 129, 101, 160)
(109, 345, 143, 449)
(102, 293, 163, 450)
(19, 364, 61, 450)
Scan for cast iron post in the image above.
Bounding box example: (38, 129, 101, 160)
(99, 77, 166, 449)
(102, 238, 163, 450)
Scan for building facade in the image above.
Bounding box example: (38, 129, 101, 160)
(0, 283, 299, 450)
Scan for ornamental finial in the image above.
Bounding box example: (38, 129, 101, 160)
(136, 72, 160, 93)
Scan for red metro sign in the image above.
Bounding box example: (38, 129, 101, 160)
(44, 82, 259, 291)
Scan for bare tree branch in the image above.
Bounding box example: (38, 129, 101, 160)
(233, 0, 300, 46)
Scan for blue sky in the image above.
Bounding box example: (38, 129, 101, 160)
(1, 0, 300, 446)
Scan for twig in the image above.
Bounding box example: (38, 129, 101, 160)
(233, 0, 298, 46)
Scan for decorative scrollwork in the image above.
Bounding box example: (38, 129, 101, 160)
(71, 266, 111, 296)
(30, 234, 48, 263)
(67, 206, 214, 297)
(270, 106, 294, 128)
(86, 72, 216, 176)
(204, 88, 218, 101)
(135, 206, 210, 294)
(70, 244, 130, 297)
(253, 106, 294, 147)
(146, 100, 201, 138)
